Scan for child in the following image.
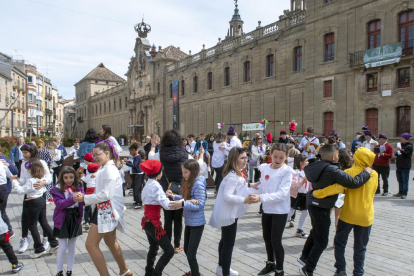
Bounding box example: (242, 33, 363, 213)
(73, 140, 131, 276)
(209, 147, 260, 276)
(288, 154, 311, 239)
(287, 148, 300, 168)
(167, 159, 206, 276)
(278, 130, 294, 144)
(12, 159, 59, 258)
(298, 144, 373, 276)
(193, 133, 208, 157)
(126, 142, 144, 209)
(51, 166, 85, 276)
(252, 144, 294, 276)
(0, 209, 24, 273)
(140, 159, 175, 276)
(196, 146, 210, 179)
(312, 147, 378, 276)
(81, 163, 100, 230)
(16, 143, 53, 253)
(138, 150, 146, 188)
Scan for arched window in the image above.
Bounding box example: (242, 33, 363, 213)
(368, 20, 381, 49)
(181, 80, 185, 96)
(119, 98, 122, 110)
(207, 72, 213, 90)
(244, 61, 251, 82)
(100, 104, 102, 115)
(323, 112, 334, 136)
(109, 101, 111, 112)
(157, 82, 160, 94)
(170, 83, 173, 98)
(294, 47, 302, 71)
(96, 105, 97, 115)
(396, 106, 411, 136)
(114, 100, 116, 111)
(366, 108, 378, 136)
(193, 76, 198, 93)
(104, 102, 106, 113)
(325, 33, 335, 62)
(399, 11, 414, 55)
(125, 97, 127, 108)
(224, 67, 230, 86)
(267, 55, 274, 77)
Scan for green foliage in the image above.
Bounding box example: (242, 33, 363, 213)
(0, 137, 16, 159)
(63, 137, 74, 147)
(205, 133, 216, 141)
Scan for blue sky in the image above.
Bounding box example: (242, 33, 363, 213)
(1, 0, 290, 99)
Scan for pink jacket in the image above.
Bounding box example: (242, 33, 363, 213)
(290, 173, 313, 198)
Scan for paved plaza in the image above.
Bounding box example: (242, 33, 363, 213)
(1, 164, 413, 276)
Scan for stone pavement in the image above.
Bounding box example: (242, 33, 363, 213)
(1, 164, 414, 276)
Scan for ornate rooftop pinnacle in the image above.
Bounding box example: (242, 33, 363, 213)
(134, 18, 151, 38)
(231, 0, 242, 21)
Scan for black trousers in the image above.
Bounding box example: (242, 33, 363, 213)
(84, 205, 92, 224)
(132, 174, 145, 205)
(163, 209, 183, 248)
(16, 160, 23, 177)
(0, 233, 18, 264)
(0, 185, 12, 234)
(301, 205, 331, 272)
(144, 222, 174, 276)
(262, 213, 288, 271)
(254, 168, 261, 183)
(214, 165, 224, 191)
(184, 225, 204, 276)
(53, 166, 61, 186)
(218, 219, 238, 276)
(26, 197, 58, 253)
(21, 196, 29, 238)
(372, 165, 390, 193)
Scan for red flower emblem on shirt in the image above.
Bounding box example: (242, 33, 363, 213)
(265, 175, 270, 181)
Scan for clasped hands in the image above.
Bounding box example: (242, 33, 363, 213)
(166, 190, 200, 210)
(10, 176, 46, 190)
(73, 192, 85, 202)
(244, 194, 260, 204)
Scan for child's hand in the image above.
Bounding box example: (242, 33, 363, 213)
(250, 182, 260, 190)
(168, 200, 182, 210)
(364, 167, 373, 174)
(187, 199, 200, 205)
(302, 177, 307, 184)
(10, 176, 18, 182)
(166, 190, 174, 197)
(248, 194, 261, 203)
(34, 180, 46, 190)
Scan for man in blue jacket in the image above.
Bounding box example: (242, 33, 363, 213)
(9, 136, 24, 176)
(0, 153, 18, 237)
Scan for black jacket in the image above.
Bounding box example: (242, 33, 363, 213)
(278, 137, 292, 144)
(305, 160, 371, 209)
(207, 141, 214, 155)
(396, 142, 413, 169)
(144, 143, 160, 160)
(159, 146, 189, 191)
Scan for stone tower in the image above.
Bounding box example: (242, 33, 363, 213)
(226, 0, 244, 39)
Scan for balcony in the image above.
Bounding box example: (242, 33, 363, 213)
(45, 93, 52, 100)
(45, 108, 53, 115)
(13, 81, 20, 90)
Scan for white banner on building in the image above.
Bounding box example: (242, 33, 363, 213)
(242, 123, 265, 131)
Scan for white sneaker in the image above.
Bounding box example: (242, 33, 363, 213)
(29, 250, 47, 259)
(42, 237, 50, 251)
(216, 265, 239, 276)
(287, 220, 294, 228)
(48, 245, 59, 253)
(18, 237, 30, 254)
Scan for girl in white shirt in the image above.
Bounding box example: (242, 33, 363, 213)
(73, 140, 131, 276)
(100, 125, 123, 155)
(12, 159, 58, 259)
(211, 132, 227, 193)
(252, 144, 294, 276)
(209, 147, 260, 276)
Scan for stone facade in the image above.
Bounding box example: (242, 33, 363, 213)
(77, 0, 414, 146)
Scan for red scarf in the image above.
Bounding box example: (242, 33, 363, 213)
(141, 205, 166, 240)
(65, 186, 76, 194)
(301, 168, 308, 189)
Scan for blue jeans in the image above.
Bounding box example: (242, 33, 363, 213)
(248, 163, 254, 182)
(396, 168, 410, 195)
(334, 220, 372, 276)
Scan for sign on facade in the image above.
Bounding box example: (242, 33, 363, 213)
(364, 42, 402, 68)
(242, 123, 265, 131)
(172, 81, 179, 130)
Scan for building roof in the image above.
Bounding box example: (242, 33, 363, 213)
(74, 63, 125, 85)
(163, 46, 188, 60)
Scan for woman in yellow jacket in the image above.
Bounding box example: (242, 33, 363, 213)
(313, 147, 378, 276)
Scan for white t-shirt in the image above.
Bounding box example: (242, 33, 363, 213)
(212, 141, 226, 168)
(0, 162, 12, 185)
(12, 177, 46, 198)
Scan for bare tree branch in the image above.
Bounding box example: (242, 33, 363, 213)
(0, 96, 19, 125)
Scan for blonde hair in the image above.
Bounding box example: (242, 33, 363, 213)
(43, 140, 57, 157)
(288, 148, 300, 158)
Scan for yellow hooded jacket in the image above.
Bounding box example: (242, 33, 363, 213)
(313, 147, 378, 227)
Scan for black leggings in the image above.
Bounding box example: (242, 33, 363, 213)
(163, 209, 183, 248)
(214, 165, 224, 191)
(262, 213, 288, 271)
(0, 185, 12, 233)
(254, 168, 261, 182)
(218, 219, 238, 276)
(184, 225, 204, 276)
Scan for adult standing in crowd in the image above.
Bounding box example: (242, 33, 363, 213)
(0, 152, 18, 237)
(100, 125, 123, 155)
(394, 133, 413, 199)
(144, 134, 160, 160)
(351, 132, 363, 154)
(53, 137, 67, 183)
(362, 131, 379, 152)
(211, 132, 227, 194)
(251, 136, 266, 183)
(299, 127, 320, 164)
(148, 130, 190, 253)
(248, 133, 259, 183)
(224, 127, 242, 156)
(39, 140, 56, 203)
(372, 134, 393, 196)
(77, 129, 100, 164)
(278, 129, 294, 144)
(10, 136, 25, 176)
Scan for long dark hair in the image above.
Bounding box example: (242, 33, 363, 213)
(57, 166, 81, 192)
(182, 159, 200, 200)
(160, 129, 182, 148)
(293, 154, 308, 170)
(223, 147, 247, 178)
(338, 148, 353, 170)
(84, 128, 99, 143)
(101, 125, 112, 140)
(21, 144, 38, 159)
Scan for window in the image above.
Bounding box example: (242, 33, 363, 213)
(368, 20, 381, 49)
(325, 33, 335, 62)
(100, 104, 102, 114)
(95, 105, 97, 115)
(397, 68, 410, 88)
(244, 61, 251, 82)
(366, 108, 378, 136)
(181, 80, 185, 96)
(170, 83, 173, 98)
(399, 11, 414, 56)
(193, 76, 198, 93)
(294, 47, 302, 71)
(267, 55, 274, 77)
(109, 101, 111, 112)
(95, 81, 98, 84)
(224, 67, 230, 86)
(324, 112, 334, 136)
(114, 100, 116, 111)
(28, 76, 32, 83)
(396, 106, 411, 136)
(125, 97, 127, 108)
(104, 102, 106, 113)
(119, 99, 122, 109)
(157, 82, 160, 94)
(324, 80, 332, 97)
(367, 73, 378, 91)
(106, 81, 109, 84)
(326, 0, 333, 3)
(207, 72, 213, 90)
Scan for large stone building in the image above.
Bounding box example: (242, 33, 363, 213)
(76, 0, 414, 146)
